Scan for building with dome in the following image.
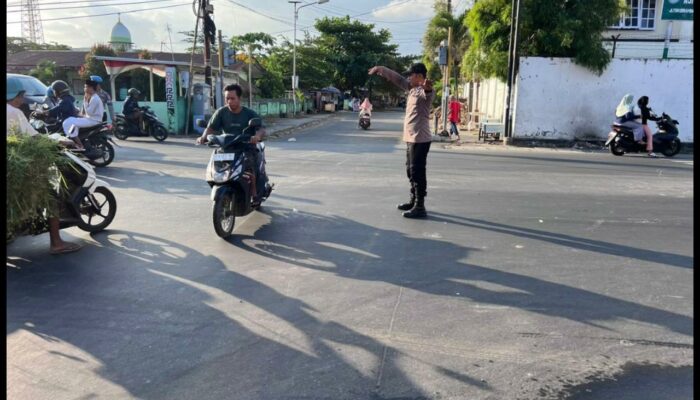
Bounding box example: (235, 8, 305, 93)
(109, 15, 133, 52)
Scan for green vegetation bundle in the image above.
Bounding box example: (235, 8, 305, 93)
(6, 131, 74, 239)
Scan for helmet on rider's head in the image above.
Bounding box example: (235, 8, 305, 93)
(89, 75, 103, 84)
(46, 87, 55, 98)
(50, 80, 71, 97)
(127, 88, 140, 97)
(637, 96, 649, 107)
(6, 79, 25, 101)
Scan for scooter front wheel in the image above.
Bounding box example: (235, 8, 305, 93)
(76, 186, 117, 233)
(90, 141, 115, 167)
(213, 193, 236, 238)
(153, 125, 168, 142)
(661, 138, 681, 157)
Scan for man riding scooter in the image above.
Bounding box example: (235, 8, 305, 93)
(195, 84, 272, 203)
(122, 88, 144, 133)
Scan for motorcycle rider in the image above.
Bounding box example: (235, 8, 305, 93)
(7, 79, 83, 255)
(35, 80, 78, 135)
(359, 97, 372, 117)
(196, 83, 271, 203)
(90, 75, 115, 123)
(43, 87, 59, 109)
(61, 78, 104, 151)
(637, 95, 660, 158)
(122, 88, 144, 132)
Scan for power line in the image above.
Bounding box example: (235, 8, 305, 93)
(223, 0, 295, 26)
(7, 0, 134, 5)
(7, 2, 190, 23)
(7, 0, 184, 13)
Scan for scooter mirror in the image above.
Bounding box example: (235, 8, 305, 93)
(248, 118, 262, 128)
(29, 103, 38, 111)
(196, 119, 208, 128)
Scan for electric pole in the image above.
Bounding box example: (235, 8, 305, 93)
(202, 0, 213, 97)
(21, 0, 44, 44)
(503, 0, 521, 144)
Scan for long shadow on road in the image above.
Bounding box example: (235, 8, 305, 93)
(231, 207, 693, 338)
(7, 230, 472, 400)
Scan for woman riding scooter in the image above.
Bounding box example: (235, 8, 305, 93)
(614, 94, 656, 158)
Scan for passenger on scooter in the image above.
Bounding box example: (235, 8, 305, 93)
(123, 88, 144, 132)
(359, 97, 372, 117)
(7, 81, 82, 255)
(62, 79, 104, 151)
(637, 95, 660, 158)
(90, 75, 114, 123)
(196, 84, 270, 202)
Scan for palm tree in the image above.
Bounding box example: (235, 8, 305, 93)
(422, 1, 471, 94)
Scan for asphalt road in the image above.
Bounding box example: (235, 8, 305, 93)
(6, 111, 694, 400)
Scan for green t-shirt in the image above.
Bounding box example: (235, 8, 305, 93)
(207, 106, 262, 136)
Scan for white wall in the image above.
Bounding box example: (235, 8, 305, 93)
(513, 57, 694, 142)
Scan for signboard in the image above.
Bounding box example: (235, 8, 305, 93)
(165, 67, 176, 130)
(662, 0, 693, 20)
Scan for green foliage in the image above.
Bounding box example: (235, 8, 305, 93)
(80, 44, 117, 81)
(6, 132, 73, 239)
(314, 16, 399, 93)
(29, 60, 58, 85)
(260, 34, 335, 94)
(7, 37, 71, 55)
(463, 0, 623, 81)
(422, 1, 471, 83)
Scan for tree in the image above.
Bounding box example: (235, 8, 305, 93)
(80, 44, 117, 80)
(314, 16, 399, 93)
(180, 30, 227, 54)
(29, 60, 58, 85)
(7, 37, 71, 55)
(422, 0, 471, 91)
(463, 0, 624, 82)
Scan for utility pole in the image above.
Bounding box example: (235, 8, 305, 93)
(503, 0, 520, 144)
(184, 0, 202, 135)
(290, 0, 301, 117)
(202, 0, 213, 108)
(441, 27, 453, 135)
(167, 23, 175, 62)
(217, 30, 224, 109)
(248, 44, 253, 108)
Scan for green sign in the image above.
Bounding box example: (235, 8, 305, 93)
(662, 0, 694, 20)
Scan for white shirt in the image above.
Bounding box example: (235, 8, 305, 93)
(6, 104, 39, 137)
(81, 94, 105, 122)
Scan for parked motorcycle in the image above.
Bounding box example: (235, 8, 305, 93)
(198, 118, 273, 238)
(113, 106, 168, 141)
(29, 107, 117, 168)
(359, 111, 371, 130)
(605, 112, 682, 157)
(10, 149, 117, 239)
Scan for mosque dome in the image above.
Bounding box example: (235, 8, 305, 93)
(109, 17, 133, 50)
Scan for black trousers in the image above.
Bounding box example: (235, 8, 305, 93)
(405, 141, 431, 198)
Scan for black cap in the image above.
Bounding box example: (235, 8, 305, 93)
(404, 62, 428, 77)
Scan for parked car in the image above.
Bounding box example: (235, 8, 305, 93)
(6, 73, 49, 118)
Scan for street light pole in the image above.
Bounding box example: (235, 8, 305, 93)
(289, 0, 329, 117)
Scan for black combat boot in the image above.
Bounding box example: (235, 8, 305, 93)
(402, 196, 427, 218)
(397, 192, 416, 211)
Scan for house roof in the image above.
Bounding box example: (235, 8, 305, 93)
(6, 50, 265, 78)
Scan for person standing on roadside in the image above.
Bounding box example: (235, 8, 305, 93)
(368, 62, 434, 218)
(448, 95, 461, 141)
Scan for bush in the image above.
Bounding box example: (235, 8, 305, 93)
(6, 131, 74, 239)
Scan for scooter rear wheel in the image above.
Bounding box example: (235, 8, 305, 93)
(90, 141, 115, 167)
(153, 125, 168, 142)
(114, 125, 129, 140)
(213, 193, 236, 238)
(76, 186, 117, 233)
(610, 141, 625, 156)
(661, 138, 681, 157)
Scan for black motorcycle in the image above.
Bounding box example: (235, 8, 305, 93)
(9, 149, 117, 241)
(113, 106, 168, 142)
(359, 111, 371, 130)
(198, 118, 273, 238)
(605, 112, 682, 157)
(30, 111, 117, 168)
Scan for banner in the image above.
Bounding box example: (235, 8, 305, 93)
(165, 67, 176, 131)
(662, 0, 694, 20)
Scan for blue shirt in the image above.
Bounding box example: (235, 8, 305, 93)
(47, 95, 77, 121)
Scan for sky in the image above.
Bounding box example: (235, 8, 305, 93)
(6, 0, 472, 56)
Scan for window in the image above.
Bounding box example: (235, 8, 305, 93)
(612, 0, 656, 30)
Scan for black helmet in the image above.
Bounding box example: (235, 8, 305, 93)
(50, 80, 71, 96)
(127, 88, 140, 97)
(637, 95, 649, 107)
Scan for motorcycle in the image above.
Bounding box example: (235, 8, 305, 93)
(605, 112, 682, 157)
(359, 110, 371, 130)
(29, 107, 117, 168)
(10, 149, 117, 240)
(113, 106, 169, 142)
(198, 118, 273, 238)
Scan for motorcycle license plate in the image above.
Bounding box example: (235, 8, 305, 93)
(213, 153, 236, 161)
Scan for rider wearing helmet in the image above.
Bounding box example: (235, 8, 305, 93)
(37, 80, 78, 125)
(122, 88, 144, 132)
(61, 78, 104, 150)
(7, 78, 39, 136)
(89, 75, 114, 123)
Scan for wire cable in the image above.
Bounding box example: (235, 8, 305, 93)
(7, 0, 184, 13)
(7, 2, 190, 23)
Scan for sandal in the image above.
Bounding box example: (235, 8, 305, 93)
(647, 152, 658, 158)
(50, 242, 83, 255)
